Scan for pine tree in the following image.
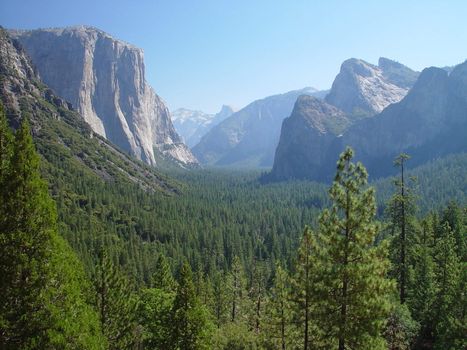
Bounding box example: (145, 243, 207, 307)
(47, 235, 107, 349)
(291, 226, 322, 350)
(432, 223, 464, 349)
(0, 120, 55, 348)
(407, 217, 436, 348)
(0, 118, 105, 349)
(264, 262, 293, 350)
(171, 261, 212, 350)
(383, 303, 419, 350)
(388, 153, 416, 304)
(151, 253, 176, 292)
(95, 249, 138, 350)
(315, 147, 393, 350)
(227, 255, 246, 323)
(247, 259, 268, 334)
(138, 286, 175, 349)
(212, 270, 229, 327)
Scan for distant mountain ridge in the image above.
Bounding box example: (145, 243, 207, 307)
(172, 105, 234, 147)
(192, 87, 325, 168)
(270, 59, 467, 182)
(9, 26, 198, 168)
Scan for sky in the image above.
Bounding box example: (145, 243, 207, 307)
(1, 0, 466, 113)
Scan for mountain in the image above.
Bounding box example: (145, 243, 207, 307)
(0, 28, 176, 193)
(192, 87, 325, 168)
(270, 61, 467, 182)
(9, 26, 198, 168)
(271, 95, 350, 181)
(325, 57, 419, 117)
(172, 105, 234, 147)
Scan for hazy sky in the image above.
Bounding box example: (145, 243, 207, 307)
(1, 0, 466, 113)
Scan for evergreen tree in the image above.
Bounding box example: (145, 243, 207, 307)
(151, 253, 176, 292)
(432, 223, 465, 349)
(388, 153, 416, 304)
(95, 250, 138, 350)
(247, 259, 267, 335)
(291, 227, 322, 350)
(47, 235, 107, 349)
(228, 256, 246, 323)
(0, 120, 55, 348)
(171, 261, 213, 350)
(0, 118, 105, 349)
(383, 303, 419, 350)
(407, 217, 436, 348)
(315, 147, 393, 350)
(212, 270, 229, 327)
(264, 262, 293, 350)
(138, 287, 175, 349)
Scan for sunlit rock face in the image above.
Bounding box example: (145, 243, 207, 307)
(11, 26, 198, 167)
(325, 57, 418, 118)
(270, 59, 467, 182)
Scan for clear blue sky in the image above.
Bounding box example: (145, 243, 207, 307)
(1, 0, 466, 113)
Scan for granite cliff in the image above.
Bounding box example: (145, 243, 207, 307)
(0, 28, 177, 192)
(10, 26, 198, 168)
(325, 57, 418, 117)
(270, 61, 467, 181)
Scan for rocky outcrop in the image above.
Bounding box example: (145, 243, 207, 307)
(270, 61, 467, 182)
(0, 28, 177, 192)
(192, 88, 325, 167)
(10, 26, 198, 168)
(325, 58, 418, 117)
(271, 96, 349, 181)
(172, 105, 234, 147)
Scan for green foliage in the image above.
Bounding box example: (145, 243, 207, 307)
(431, 223, 464, 350)
(95, 250, 138, 350)
(384, 303, 419, 350)
(227, 256, 247, 323)
(0, 120, 56, 348)
(387, 153, 417, 304)
(314, 147, 394, 350)
(46, 235, 106, 349)
(171, 261, 214, 350)
(262, 263, 294, 350)
(291, 227, 323, 349)
(151, 254, 177, 292)
(212, 322, 259, 350)
(0, 115, 104, 349)
(138, 287, 175, 349)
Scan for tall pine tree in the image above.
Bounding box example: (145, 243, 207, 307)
(171, 261, 212, 350)
(388, 153, 416, 304)
(315, 147, 393, 350)
(0, 119, 55, 348)
(264, 262, 293, 350)
(95, 249, 138, 350)
(291, 227, 322, 350)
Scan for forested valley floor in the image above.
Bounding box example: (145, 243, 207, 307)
(1, 105, 466, 349)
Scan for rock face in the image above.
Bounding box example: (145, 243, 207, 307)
(0, 28, 177, 192)
(271, 96, 349, 181)
(325, 58, 418, 117)
(270, 61, 467, 182)
(172, 105, 234, 147)
(10, 26, 198, 168)
(192, 88, 325, 167)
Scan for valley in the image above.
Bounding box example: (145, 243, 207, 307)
(0, 2, 466, 348)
